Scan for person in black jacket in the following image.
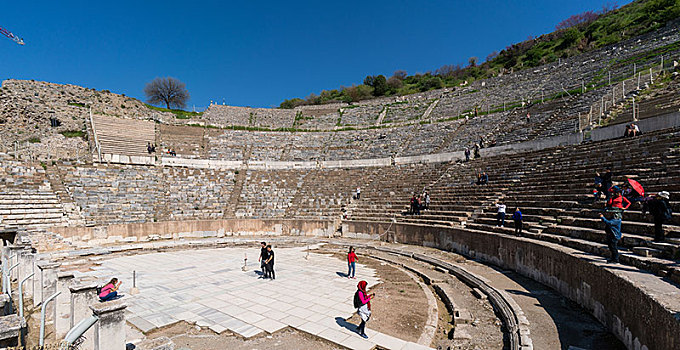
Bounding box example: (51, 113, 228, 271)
(258, 242, 269, 278)
(601, 169, 613, 200)
(264, 245, 275, 279)
(643, 191, 673, 242)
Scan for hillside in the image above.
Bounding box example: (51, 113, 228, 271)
(280, 0, 680, 108)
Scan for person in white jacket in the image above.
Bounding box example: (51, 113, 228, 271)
(496, 202, 506, 227)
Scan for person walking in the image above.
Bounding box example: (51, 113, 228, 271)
(347, 247, 358, 279)
(495, 202, 506, 227)
(259, 241, 269, 278)
(599, 212, 622, 263)
(99, 278, 122, 302)
(512, 208, 523, 235)
(356, 187, 361, 200)
(643, 191, 672, 242)
(353, 280, 374, 339)
(264, 245, 275, 280)
(464, 147, 471, 162)
(424, 191, 430, 210)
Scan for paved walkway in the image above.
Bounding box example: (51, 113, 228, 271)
(79, 245, 433, 350)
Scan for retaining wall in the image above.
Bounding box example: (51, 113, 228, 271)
(49, 219, 334, 245)
(591, 112, 680, 141)
(345, 221, 680, 350)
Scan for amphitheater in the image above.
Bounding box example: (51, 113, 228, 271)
(1, 16, 680, 350)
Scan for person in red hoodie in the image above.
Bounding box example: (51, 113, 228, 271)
(347, 246, 358, 279)
(607, 186, 631, 211)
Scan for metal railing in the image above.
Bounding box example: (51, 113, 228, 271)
(89, 107, 102, 162)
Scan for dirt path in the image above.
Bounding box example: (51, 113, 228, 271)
(368, 250, 504, 350)
(342, 254, 429, 344)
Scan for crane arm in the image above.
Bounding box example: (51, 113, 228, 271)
(0, 25, 25, 45)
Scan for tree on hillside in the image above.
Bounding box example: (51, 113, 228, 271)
(392, 70, 407, 80)
(144, 77, 190, 109)
(363, 75, 388, 96)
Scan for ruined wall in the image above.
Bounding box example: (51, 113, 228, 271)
(48, 218, 334, 245)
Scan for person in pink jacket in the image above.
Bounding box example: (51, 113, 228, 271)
(99, 278, 122, 302)
(354, 280, 375, 338)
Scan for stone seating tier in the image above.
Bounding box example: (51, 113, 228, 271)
(92, 114, 155, 158)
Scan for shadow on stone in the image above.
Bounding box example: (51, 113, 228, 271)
(335, 316, 358, 333)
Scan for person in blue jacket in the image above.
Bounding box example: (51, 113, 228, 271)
(512, 208, 523, 236)
(599, 212, 622, 263)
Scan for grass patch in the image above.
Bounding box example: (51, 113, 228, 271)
(68, 102, 86, 108)
(28, 137, 41, 143)
(60, 130, 87, 138)
(145, 104, 202, 119)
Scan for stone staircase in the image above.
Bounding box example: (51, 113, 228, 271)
(91, 114, 156, 162)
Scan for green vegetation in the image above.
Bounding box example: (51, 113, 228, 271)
(145, 104, 202, 119)
(60, 130, 87, 139)
(279, 0, 680, 109)
(68, 102, 87, 108)
(28, 137, 41, 143)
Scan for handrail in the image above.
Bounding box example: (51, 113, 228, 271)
(89, 108, 102, 162)
(19, 272, 34, 319)
(40, 291, 61, 347)
(61, 314, 99, 349)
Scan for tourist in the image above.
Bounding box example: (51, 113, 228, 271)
(477, 172, 488, 185)
(410, 194, 420, 215)
(512, 208, 523, 235)
(356, 187, 361, 200)
(495, 202, 506, 227)
(147, 142, 154, 154)
(464, 147, 471, 162)
(264, 245, 275, 279)
(602, 169, 613, 200)
(593, 172, 604, 200)
(347, 246, 357, 279)
(599, 212, 622, 263)
(632, 123, 641, 136)
(474, 144, 480, 158)
(353, 280, 374, 339)
(526, 112, 530, 122)
(642, 191, 672, 242)
(99, 278, 122, 302)
(624, 124, 633, 138)
(258, 241, 269, 278)
(623, 177, 645, 204)
(606, 186, 631, 212)
(424, 191, 430, 210)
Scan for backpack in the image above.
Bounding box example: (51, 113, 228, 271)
(96, 286, 102, 295)
(663, 201, 673, 221)
(353, 291, 362, 308)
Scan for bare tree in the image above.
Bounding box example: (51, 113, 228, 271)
(144, 77, 190, 109)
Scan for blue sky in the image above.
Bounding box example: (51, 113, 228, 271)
(1, 0, 630, 109)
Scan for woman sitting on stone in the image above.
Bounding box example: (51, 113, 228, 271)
(99, 278, 122, 302)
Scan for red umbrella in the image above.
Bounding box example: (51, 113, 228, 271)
(627, 179, 644, 197)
